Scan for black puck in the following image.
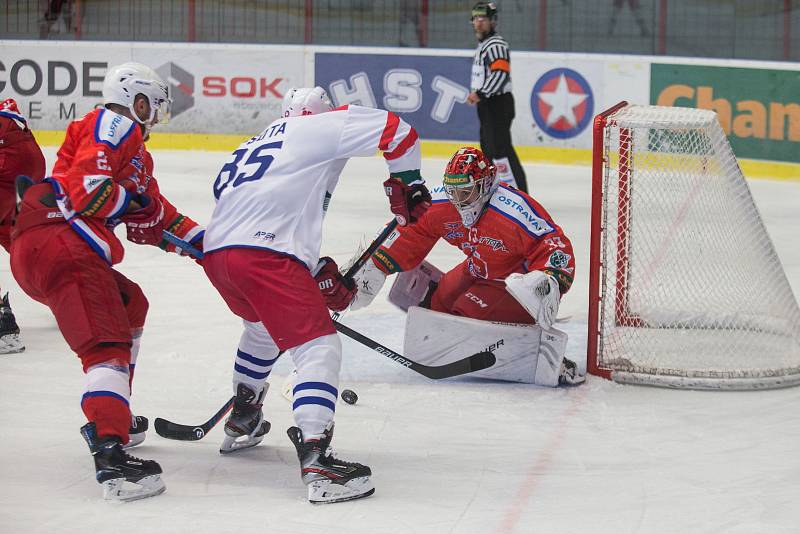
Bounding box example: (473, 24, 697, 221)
(341, 389, 358, 405)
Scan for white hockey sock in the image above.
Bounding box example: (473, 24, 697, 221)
(83, 363, 131, 405)
(233, 320, 281, 396)
(291, 334, 341, 439)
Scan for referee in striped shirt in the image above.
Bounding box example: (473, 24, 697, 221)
(467, 2, 528, 193)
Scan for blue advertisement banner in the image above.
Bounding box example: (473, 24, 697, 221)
(314, 53, 478, 142)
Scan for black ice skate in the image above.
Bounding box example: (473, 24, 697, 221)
(80, 422, 165, 502)
(287, 423, 374, 504)
(559, 357, 586, 386)
(0, 293, 24, 354)
(219, 383, 271, 454)
(124, 415, 149, 449)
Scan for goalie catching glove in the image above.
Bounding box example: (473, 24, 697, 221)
(121, 194, 165, 245)
(504, 271, 560, 329)
(313, 257, 356, 312)
(383, 177, 431, 226)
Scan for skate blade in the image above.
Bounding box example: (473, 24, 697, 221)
(0, 333, 24, 354)
(102, 474, 166, 502)
(123, 432, 146, 449)
(219, 421, 270, 454)
(308, 476, 374, 504)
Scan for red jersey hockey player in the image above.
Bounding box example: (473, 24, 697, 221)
(344, 147, 584, 386)
(11, 63, 202, 501)
(200, 87, 430, 503)
(0, 98, 46, 353)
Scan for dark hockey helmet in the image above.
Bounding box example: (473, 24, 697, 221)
(443, 147, 497, 227)
(471, 2, 498, 21)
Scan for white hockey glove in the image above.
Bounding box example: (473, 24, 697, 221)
(505, 271, 561, 329)
(350, 259, 388, 311)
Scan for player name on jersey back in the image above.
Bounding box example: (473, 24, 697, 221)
(203, 105, 419, 270)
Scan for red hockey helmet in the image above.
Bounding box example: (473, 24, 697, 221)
(442, 147, 497, 227)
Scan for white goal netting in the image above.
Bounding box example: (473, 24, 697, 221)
(593, 105, 800, 389)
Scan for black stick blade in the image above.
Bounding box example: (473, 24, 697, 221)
(421, 351, 496, 380)
(154, 397, 234, 442)
(154, 418, 208, 441)
(470, 351, 496, 372)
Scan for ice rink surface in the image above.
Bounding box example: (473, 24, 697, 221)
(1, 148, 798, 534)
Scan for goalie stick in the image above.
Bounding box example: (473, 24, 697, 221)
(334, 321, 496, 379)
(331, 220, 397, 324)
(164, 219, 399, 268)
(154, 397, 234, 441)
(332, 220, 497, 378)
(342, 219, 398, 280)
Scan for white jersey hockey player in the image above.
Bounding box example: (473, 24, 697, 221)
(201, 87, 431, 504)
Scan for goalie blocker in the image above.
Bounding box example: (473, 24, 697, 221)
(390, 262, 573, 386)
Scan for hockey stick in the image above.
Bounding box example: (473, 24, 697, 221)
(162, 230, 204, 259)
(331, 219, 398, 322)
(332, 220, 496, 378)
(342, 219, 399, 280)
(334, 321, 496, 379)
(154, 397, 234, 441)
(164, 219, 399, 267)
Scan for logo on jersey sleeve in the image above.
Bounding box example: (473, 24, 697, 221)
(382, 229, 401, 249)
(83, 175, 112, 193)
(94, 110, 136, 149)
(546, 250, 572, 270)
(531, 68, 593, 140)
(488, 189, 554, 237)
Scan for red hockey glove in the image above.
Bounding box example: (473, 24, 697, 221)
(314, 257, 356, 312)
(383, 177, 432, 226)
(121, 194, 165, 245)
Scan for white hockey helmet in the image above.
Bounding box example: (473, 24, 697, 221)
(102, 62, 172, 128)
(281, 86, 333, 118)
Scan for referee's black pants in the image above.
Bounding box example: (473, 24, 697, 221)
(477, 92, 528, 193)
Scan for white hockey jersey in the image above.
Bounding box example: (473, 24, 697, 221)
(204, 105, 423, 269)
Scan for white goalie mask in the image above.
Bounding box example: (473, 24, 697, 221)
(102, 62, 171, 133)
(443, 147, 498, 228)
(281, 86, 333, 117)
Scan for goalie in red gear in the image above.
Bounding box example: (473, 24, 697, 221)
(337, 147, 583, 386)
(10, 63, 203, 501)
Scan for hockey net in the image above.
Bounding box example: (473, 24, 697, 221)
(587, 102, 800, 390)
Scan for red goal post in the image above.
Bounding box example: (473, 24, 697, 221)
(587, 102, 800, 390)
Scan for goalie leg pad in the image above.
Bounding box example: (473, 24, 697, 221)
(404, 306, 569, 386)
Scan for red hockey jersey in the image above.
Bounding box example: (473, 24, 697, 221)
(50, 108, 201, 265)
(372, 183, 575, 293)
